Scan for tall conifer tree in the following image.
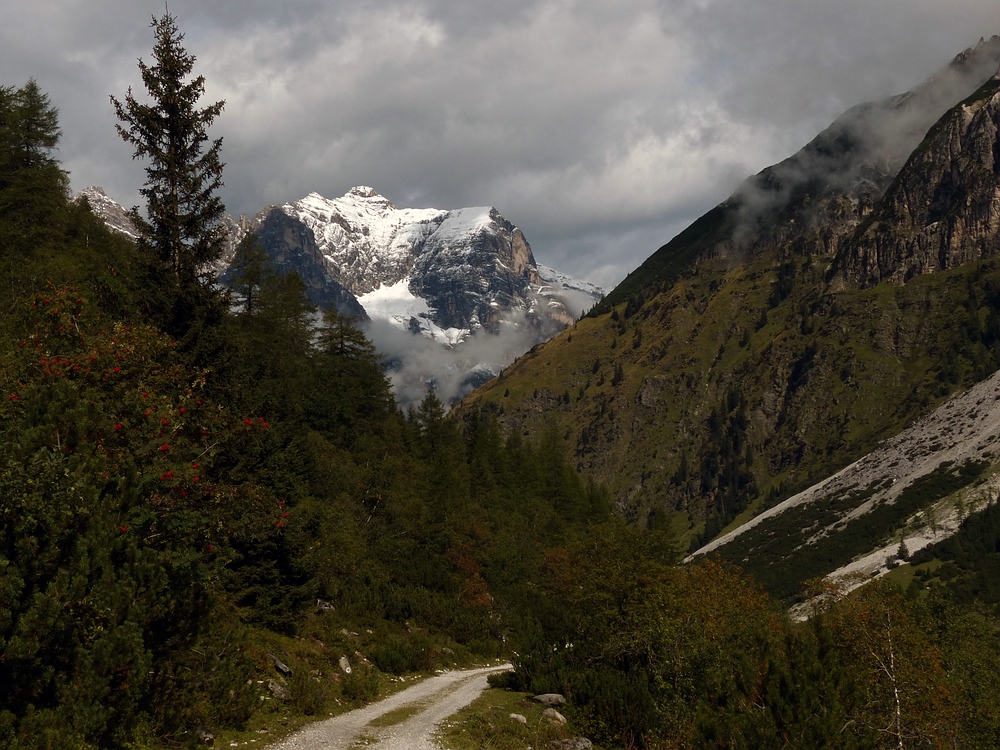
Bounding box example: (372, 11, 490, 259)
(112, 12, 226, 290)
(0, 80, 68, 257)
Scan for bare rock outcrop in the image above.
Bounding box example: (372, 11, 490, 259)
(838, 75, 1000, 286)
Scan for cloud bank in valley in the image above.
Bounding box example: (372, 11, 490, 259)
(363, 313, 544, 410)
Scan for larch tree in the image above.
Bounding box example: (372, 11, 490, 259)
(0, 80, 68, 252)
(111, 11, 226, 294)
(229, 231, 271, 317)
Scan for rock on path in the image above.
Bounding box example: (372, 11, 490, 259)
(265, 663, 512, 750)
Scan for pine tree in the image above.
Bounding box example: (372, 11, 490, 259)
(307, 308, 394, 442)
(10, 79, 62, 169)
(111, 12, 226, 290)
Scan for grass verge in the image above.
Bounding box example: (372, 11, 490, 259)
(435, 687, 583, 750)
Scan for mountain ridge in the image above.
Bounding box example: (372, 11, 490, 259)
(598, 35, 1000, 311)
(456, 33, 1000, 586)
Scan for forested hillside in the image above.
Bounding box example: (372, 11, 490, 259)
(5, 19, 1000, 750)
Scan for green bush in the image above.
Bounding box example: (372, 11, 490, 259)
(367, 636, 434, 674)
(340, 668, 379, 703)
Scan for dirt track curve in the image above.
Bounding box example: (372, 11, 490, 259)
(264, 663, 513, 750)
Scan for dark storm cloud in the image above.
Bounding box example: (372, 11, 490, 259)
(3, 0, 998, 289)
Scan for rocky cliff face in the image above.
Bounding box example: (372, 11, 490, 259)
(838, 75, 1000, 286)
(252, 206, 368, 318)
(408, 205, 541, 333)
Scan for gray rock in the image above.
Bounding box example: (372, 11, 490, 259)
(542, 708, 567, 725)
(267, 680, 291, 700)
(268, 653, 292, 675)
(339, 655, 352, 674)
(509, 713, 528, 725)
(316, 598, 335, 613)
(532, 693, 566, 706)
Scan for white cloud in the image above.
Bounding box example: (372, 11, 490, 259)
(4, 0, 999, 289)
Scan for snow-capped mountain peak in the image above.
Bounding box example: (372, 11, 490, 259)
(257, 187, 603, 403)
(282, 187, 447, 296)
(78, 184, 604, 406)
(76, 186, 138, 239)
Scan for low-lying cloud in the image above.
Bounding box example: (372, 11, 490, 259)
(364, 314, 543, 410)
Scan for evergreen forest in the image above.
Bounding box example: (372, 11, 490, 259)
(4, 17, 1000, 750)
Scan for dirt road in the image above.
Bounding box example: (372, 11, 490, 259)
(265, 663, 512, 750)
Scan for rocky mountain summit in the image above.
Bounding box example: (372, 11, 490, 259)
(260, 187, 596, 338)
(76, 186, 138, 239)
(606, 35, 1000, 307)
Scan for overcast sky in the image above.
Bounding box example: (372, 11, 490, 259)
(3, 1, 998, 289)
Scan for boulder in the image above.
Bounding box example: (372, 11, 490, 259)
(542, 708, 567, 725)
(268, 653, 292, 675)
(550, 739, 593, 750)
(509, 713, 528, 725)
(532, 693, 566, 706)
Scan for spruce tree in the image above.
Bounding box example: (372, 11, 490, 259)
(111, 12, 226, 294)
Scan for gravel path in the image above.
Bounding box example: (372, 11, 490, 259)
(264, 664, 512, 750)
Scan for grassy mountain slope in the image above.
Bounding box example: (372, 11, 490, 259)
(456, 39, 1000, 559)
